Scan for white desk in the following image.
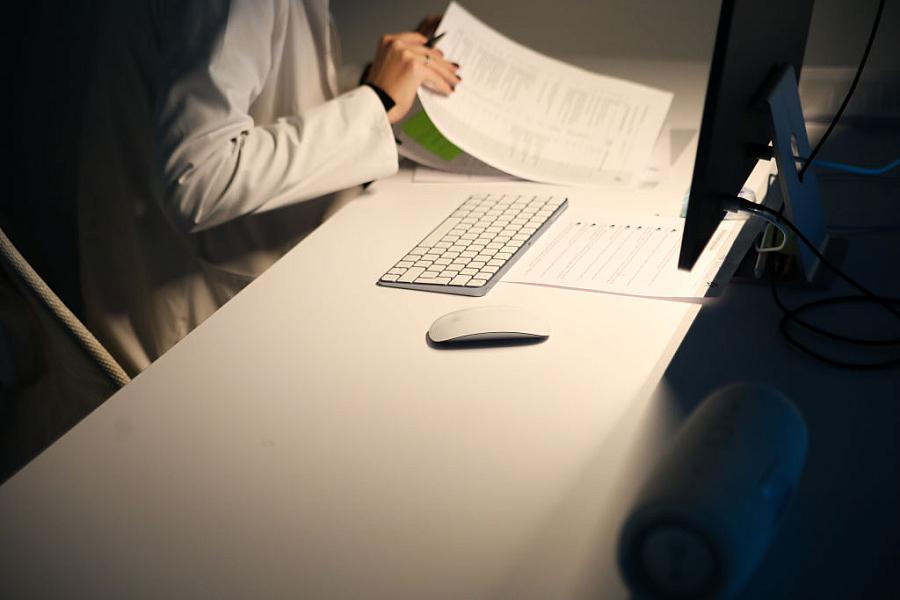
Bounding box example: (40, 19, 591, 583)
(0, 172, 705, 597)
(2, 62, 898, 598)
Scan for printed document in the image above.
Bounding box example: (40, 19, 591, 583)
(417, 3, 673, 187)
(504, 210, 747, 299)
(395, 99, 508, 177)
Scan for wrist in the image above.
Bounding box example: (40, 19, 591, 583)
(364, 82, 396, 113)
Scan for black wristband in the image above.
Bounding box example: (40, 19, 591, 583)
(359, 62, 373, 86)
(364, 82, 396, 113)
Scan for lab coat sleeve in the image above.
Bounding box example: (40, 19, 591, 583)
(153, 0, 398, 233)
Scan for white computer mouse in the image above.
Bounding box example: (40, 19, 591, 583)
(427, 305, 550, 345)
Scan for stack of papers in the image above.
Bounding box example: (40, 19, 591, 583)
(396, 2, 673, 187)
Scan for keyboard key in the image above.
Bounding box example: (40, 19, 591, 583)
(451, 275, 472, 286)
(415, 276, 452, 285)
(381, 274, 401, 282)
(398, 267, 426, 283)
(466, 279, 488, 287)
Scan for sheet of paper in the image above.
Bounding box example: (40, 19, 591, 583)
(420, 3, 673, 187)
(412, 165, 520, 184)
(394, 99, 508, 177)
(636, 127, 698, 189)
(504, 209, 746, 299)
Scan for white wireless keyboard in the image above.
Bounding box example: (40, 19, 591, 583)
(377, 193, 568, 296)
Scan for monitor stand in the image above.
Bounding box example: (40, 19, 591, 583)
(732, 65, 846, 287)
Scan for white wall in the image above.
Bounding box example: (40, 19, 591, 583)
(332, 0, 899, 69)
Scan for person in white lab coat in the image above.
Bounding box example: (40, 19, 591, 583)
(77, 1, 459, 375)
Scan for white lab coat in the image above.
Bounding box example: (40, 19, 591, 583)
(77, 0, 398, 375)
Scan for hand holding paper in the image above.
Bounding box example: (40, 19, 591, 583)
(400, 2, 673, 186)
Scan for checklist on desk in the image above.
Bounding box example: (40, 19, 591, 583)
(504, 209, 744, 299)
(400, 2, 673, 187)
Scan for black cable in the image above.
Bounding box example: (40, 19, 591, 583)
(798, 0, 887, 180)
(728, 196, 900, 369)
(769, 258, 900, 369)
(772, 291, 900, 347)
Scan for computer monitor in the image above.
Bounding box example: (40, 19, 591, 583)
(679, 0, 820, 274)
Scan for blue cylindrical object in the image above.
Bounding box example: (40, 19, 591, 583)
(618, 383, 808, 599)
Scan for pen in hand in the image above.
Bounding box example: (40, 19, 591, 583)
(423, 31, 460, 86)
(425, 31, 446, 48)
(425, 31, 460, 74)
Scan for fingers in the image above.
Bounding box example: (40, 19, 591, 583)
(380, 31, 428, 47)
(422, 70, 454, 95)
(406, 45, 451, 68)
(406, 47, 460, 93)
